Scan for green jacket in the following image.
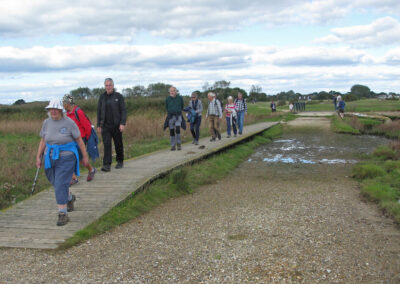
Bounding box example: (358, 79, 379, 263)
(166, 95, 184, 115)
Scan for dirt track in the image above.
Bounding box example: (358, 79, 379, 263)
(0, 117, 399, 283)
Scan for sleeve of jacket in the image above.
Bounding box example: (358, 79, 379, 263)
(197, 100, 203, 115)
(119, 94, 127, 125)
(97, 94, 103, 127)
(78, 109, 92, 139)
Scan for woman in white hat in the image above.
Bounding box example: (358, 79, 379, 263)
(35, 98, 89, 226)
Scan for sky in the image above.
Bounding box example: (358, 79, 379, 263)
(1, 0, 400, 104)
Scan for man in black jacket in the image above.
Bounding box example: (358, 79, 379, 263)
(97, 78, 127, 172)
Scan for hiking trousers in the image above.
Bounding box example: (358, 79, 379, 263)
(208, 115, 220, 138)
(45, 153, 76, 205)
(190, 116, 202, 141)
(101, 125, 124, 166)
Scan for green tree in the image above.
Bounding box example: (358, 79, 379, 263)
(351, 84, 371, 98)
(13, 99, 26, 105)
(123, 85, 147, 97)
(70, 87, 92, 100)
(147, 82, 173, 97)
(212, 80, 230, 89)
(91, 87, 105, 98)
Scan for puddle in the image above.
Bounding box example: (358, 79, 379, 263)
(248, 132, 390, 166)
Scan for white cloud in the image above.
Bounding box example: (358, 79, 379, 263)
(0, 43, 375, 74)
(1, 0, 399, 40)
(314, 16, 400, 47)
(1, 42, 400, 104)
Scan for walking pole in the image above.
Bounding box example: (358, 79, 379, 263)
(31, 155, 43, 195)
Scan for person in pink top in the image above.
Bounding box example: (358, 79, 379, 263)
(225, 96, 237, 138)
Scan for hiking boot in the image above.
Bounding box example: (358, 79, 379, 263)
(115, 162, 124, 169)
(87, 168, 96, 182)
(171, 145, 176, 151)
(67, 194, 76, 212)
(227, 135, 231, 138)
(192, 139, 196, 144)
(69, 178, 78, 186)
(57, 212, 69, 226)
(194, 140, 199, 145)
(177, 144, 181, 151)
(217, 133, 221, 140)
(101, 165, 111, 172)
(210, 138, 216, 142)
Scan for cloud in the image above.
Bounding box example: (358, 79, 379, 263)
(1, 0, 399, 40)
(0, 43, 376, 74)
(2, 42, 400, 104)
(314, 16, 400, 47)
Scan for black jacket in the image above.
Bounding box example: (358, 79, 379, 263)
(97, 91, 127, 128)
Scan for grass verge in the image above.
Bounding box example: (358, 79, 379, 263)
(59, 125, 282, 249)
(352, 143, 400, 224)
(331, 116, 360, 134)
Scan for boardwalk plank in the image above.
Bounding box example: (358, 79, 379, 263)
(0, 122, 277, 249)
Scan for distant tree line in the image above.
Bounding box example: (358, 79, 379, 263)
(12, 82, 400, 106)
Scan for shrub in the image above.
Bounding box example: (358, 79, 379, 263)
(362, 181, 398, 202)
(277, 99, 286, 107)
(384, 160, 400, 172)
(373, 145, 397, 160)
(352, 164, 386, 179)
(373, 120, 400, 139)
(349, 116, 363, 131)
(389, 140, 400, 153)
(344, 94, 358, 102)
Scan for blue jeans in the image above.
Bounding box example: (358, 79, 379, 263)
(45, 153, 76, 205)
(237, 111, 245, 133)
(190, 116, 202, 141)
(226, 116, 237, 136)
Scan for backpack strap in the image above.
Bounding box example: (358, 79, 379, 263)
(74, 107, 81, 122)
(74, 107, 91, 124)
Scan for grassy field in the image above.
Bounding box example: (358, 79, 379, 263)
(300, 99, 400, 112)
(0, 98, 288, 210)
(60, 125, 283, 248)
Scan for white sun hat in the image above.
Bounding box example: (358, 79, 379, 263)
(45, 98, 64, 110)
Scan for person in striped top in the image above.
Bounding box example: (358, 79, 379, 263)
(225, 96, 237, 138)
(234, 92, 247, 135)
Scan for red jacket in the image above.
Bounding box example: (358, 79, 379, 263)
(66, 106, 92, 140)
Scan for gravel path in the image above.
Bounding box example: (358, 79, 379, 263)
(1, 120, 399, 283)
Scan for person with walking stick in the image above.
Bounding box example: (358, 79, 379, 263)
(36, 98, 89, 226)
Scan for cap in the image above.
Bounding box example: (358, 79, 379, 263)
(62, 94, 74, 105)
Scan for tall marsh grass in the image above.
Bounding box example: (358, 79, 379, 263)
(0, 99, 276, 209)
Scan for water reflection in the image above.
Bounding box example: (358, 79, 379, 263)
(248, 134, 389, 165)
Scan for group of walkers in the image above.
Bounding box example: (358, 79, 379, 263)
(36, 80, 249, 226)
(36, 78, 127, 226)
(165, 87, 248, 150)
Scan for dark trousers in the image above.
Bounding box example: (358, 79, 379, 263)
(102, 126, 124, 166)
(226, 116, 237, 136)
(190, 116, 202, 141)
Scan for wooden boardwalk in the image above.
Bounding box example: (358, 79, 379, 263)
(0, 122, 278, 249)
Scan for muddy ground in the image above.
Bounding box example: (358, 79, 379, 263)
(0, 117, 399, 283)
